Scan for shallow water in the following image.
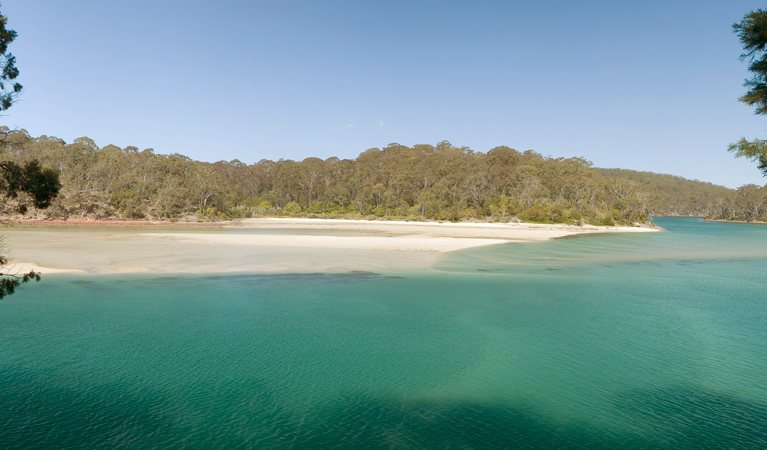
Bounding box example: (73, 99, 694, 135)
(1, 217, 766, 449)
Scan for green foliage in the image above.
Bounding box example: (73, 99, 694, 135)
(732, 10, 767, 177)
(734, 10, 767, 115)
(283, 201, 302, 214)
(0, 158, 61, 299)
(596, 168, 730, 217)
(0, 8, 58, 301)
(110, 188, 143, 218)
(0, 269, 39, 300)
(0, 8, 21, 111)
(707, 183, 767, 222)
(519, 203, 553, 223)
(0, 160, 61, 212)
(728, 138, 767, 176)
(0, 131, 732, 226)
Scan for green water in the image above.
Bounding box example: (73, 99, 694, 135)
(1, 217, 766, 449)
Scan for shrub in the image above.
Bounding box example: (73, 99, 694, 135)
(283, 201, 302, 214)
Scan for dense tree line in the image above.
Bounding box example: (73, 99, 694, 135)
(596, 169, 733, 217)
(0, 127, 751, 225)
(706, 184, 767, 222)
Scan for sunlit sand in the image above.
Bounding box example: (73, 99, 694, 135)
(1, 219, 657, 275)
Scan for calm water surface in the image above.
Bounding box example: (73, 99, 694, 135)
(1, 217, 766, 449)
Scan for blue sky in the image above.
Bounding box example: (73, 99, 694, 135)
(3, 0, 767, 188)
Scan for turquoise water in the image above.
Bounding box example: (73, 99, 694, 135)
(1, 217, 766, 449)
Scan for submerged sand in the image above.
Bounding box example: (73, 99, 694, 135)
(1, 218, 657, 275)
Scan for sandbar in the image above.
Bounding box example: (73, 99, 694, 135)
(1, 219, 657, 275)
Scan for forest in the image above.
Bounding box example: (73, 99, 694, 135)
(0, 127, 764, 224)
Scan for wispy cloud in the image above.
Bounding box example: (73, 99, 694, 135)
(378, 120, 384, 131)
(346, 123, 356, 128)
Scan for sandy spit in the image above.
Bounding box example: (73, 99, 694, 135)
(2, 218, 658, 275)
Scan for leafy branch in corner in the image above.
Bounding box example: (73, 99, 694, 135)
(0, 5, 54, 300)
(731, 9, 767, 176)
(0, 238, 42, 299)
(0, 6, 21, 111)
(0, 269, 40, 299)
(0, 161, 60, 299)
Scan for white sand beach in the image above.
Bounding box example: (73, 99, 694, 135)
(1, 219, 657, 275)
(235, 218, 656, 242)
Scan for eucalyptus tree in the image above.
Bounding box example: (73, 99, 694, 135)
(730, 9, 767, 175)
(0, 8, 21, 111)
(0, 159, 60, 299)
(0, 7, 63, 299)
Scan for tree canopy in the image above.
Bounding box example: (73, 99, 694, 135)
(1, 128, 739, 225)
(0, 7, 21, 111)
(0, 6, 59, 299)
(0, 160, 60, 213)
(730, 9, 767, 176)
(0, 155, 59, 297)
(734, 9, 767, 114)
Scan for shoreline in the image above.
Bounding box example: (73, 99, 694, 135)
(15, 218, 233, 227)
(236, 217, 658, 231)
(2, 218, 659, 275)
(704, 218, 767, 225)
(14, 216, 659, 231)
